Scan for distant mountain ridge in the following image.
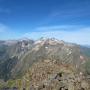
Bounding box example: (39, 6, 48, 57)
(83, 45, 90, 48)
(0, 38, 90, 89)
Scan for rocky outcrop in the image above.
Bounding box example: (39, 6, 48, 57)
(20, 60, 90, 90)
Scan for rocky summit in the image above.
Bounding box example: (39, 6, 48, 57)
(23, 60, 90, 90)
(0, 38, 90, 90)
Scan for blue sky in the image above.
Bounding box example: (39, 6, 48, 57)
(0, 0, 90, 45)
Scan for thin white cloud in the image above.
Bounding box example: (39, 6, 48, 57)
(23, 25, 90, 45)
(0, 23, 9, 32)
(36, 25, 83, 31)
(0, 23, 24, 40)
(50, 6, 90, 18)
(0, 24, 89, 45)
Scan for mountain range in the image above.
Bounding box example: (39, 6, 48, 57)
(0, 38, 90, 90)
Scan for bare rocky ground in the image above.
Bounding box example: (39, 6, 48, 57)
(16, 59, 89, 90)
(1, 59, 90, 90)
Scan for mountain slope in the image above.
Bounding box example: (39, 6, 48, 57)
(0, 39, 34, 81)
(0, 38, 90, 89)
(12, 38, 88, 78)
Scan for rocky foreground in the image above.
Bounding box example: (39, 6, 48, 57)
(2, 59, 90, 90)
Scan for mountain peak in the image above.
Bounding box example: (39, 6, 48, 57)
(35, 38, 65, 46)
